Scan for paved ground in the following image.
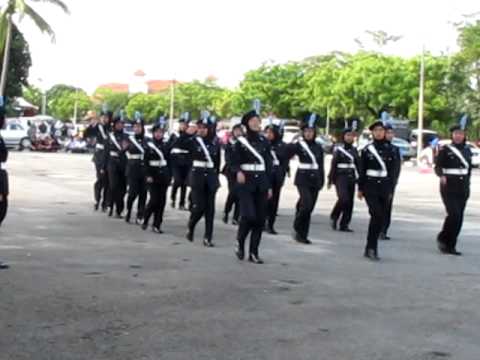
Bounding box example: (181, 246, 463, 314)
(0, 152, 479, 360)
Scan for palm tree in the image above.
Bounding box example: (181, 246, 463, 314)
(0, 0, 69, 97)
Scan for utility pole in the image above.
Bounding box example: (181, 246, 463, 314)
(416, 47, 425, 165)
(0, 15, 13, 97)
(169, 79, 175, 131)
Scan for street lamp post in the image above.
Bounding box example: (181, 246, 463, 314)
(416, 47, 425, 165)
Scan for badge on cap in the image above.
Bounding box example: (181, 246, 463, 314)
(102, 103, 109, 113)
(459, 114, 468, 131)
(253, 99, 261, 115)
(308, 113, 317, 128)
(352, 120, 358, 131)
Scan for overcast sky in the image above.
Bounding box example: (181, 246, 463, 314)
(11, 0, 479, 93)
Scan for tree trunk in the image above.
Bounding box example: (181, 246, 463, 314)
(0, 15, 13, 97)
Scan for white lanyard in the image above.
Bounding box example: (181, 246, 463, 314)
(147, 141, 166, 162)
(446, 145, 469, 169)
(238, 136, 265, 166)
(129, 136, 145, 154)
(196, 137, 214, 167)
(271, 150, 280, 165)
(98, 124, 107, 140)
(337, 146, 358, 178)
(109, 133, 122, 151)
(367, 144, 387, 172)
(299, 140, 318, 167)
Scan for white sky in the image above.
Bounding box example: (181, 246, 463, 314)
(10, 0, 480, 93)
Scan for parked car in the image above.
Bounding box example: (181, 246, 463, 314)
(283, 125, 300, 144)
(0, 121, 31, 150)
(391, 137, 416, 161)
(316, 135, 334, 154)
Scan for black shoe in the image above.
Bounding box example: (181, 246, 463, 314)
(248, 254, 264, 264)
(330, 218, 337, 231)
(379, 233, 391, 241)
(152, 227, 163, 234)
(94, 203, 99, 211)
(0, 262, 9, 270)
(203, 239, 215, 248)
(232, 219, 239, 226)
(235, 244, 244, 260)
(364, 249, 380, 261)
(108, 208, 113, 217)
(171, 200, 175, 209)
(293, 232, 310, 244)
(437, 240, 448, 254)
(141, 222, 148, 231)
(448, 249, 462, 256)
(115, 213, 123, 219)
(339, 227, 354, 233)
(125, 212, 131, 223)
(179, 204, 186, 211)
(101, 205, 108, 213)
(266, 226, 278, 235)
(186, 230, 194, 242)
(222, 213, 228, 224)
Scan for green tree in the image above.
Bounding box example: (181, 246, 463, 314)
(125, 93, 169, 123)
(0, 25, 31, 100)
(93, 88, 130, 115)
(47, 84, 92, 121)
(175, 79, 225, 119)
(0, 0, 69, 95)
(22, 84, 42, 108)
(238, 62, 305, 118)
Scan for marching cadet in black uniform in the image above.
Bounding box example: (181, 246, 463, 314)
(170, 113, 191, 210)
(286, 114, 325, 244)
(264, 118, 289, 234)
(380, 123, 402, 240)
(93, 107, 112, 212)
(435, 116, 472, 256)
(328, 120, 361, 232)
(106, 112, 129, 218)
(125, 112, 149, 224)
(222, 118, 243, 225)
(142, 117, 172, 234)
(357, 120, 397, 261)
(0, 97, 9, 269)
(174, 112, 221, 247)
(230, 102, 273, 264)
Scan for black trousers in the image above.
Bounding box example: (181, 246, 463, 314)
(144, 183, 169, 229)
(294, 186, 320, 239)
(126, 174, 147, 220)
(267, 178, 283, 229)
(94, 166, 110, 208)
(224, 176, 239, 221)
(0, 196, 7, 226)
(330, 177, 355, 229)
(108, 163, 127, 216)
(171, 165, 189, 206)
(237, 187, 268, 256)
(438, 190, 469, 251)
(382, 189, 396, 235)
(364, 192, 390, 252)
(188, 184, 217, 240)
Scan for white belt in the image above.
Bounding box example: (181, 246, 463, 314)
(273, 160, 280, 166)
(171, 148, 189, 154)
(149, 160, 167, 167)
(298, 163, 319, 170)
(95, 143, 105, 150)
(127, 154, 143, 160)
(0, 162, 6, 170)
(443, 168, 468, 176)
(241, 164, 266, 172)
(337, 163, 356, 169)
(193, 160, 214, 169)
(110, 151, 119, 157)
(366, 169, 387, 178)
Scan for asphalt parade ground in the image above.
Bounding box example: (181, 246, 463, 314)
(1, 152, 479, 360)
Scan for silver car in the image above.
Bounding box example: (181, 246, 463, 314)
(0, 121, 31, 150)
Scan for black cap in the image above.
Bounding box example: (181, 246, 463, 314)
(241, 110, 259, 126)
(368, 120, 385, 131)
